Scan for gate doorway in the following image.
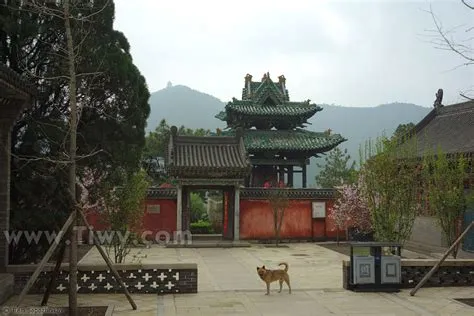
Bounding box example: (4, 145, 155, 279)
(165, 125, 251, 242)
(182, 186, 236, 240)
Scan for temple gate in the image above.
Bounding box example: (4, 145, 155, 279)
(165, 126, 251, 240)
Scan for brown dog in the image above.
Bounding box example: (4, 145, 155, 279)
(256, 262, 291, 295)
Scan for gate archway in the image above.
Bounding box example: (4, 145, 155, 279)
(166, 126, 251, 240)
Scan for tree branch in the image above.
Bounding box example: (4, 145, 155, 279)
(462, 0, 474, 10)
(428, 5, 474, 63)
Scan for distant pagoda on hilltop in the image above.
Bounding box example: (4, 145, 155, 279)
(215, 72, 346, 188)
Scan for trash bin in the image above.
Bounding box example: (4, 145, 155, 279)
(349, 242, 402, 292)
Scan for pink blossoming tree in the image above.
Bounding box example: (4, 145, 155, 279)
(329, 181, 372, 244)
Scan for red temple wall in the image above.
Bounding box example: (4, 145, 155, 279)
(85, 199, 178, 240)
(239, 198, 346, 240)
(85, 194, 350, 242)
(141, 199, 177, 236)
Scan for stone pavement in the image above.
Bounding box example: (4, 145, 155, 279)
(3, 243, 474, 315)
(79, 243, 348, 291)
(3, 287, 474, 315)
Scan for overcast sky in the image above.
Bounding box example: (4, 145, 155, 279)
(114, 0, 473, 107)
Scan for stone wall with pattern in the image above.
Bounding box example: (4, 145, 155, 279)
(8, 263, 197, 295)
(342, 259, 474, 289)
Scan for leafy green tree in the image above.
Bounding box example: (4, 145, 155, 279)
(190, 192, 207, 223)
(315, 147, 357, 188)
(391, 123, 415, 143)
(422, 148, 471, 258)
(98, 169, 150, 263)
(2, 0, 150, 263)
(358, 136, 421, 244)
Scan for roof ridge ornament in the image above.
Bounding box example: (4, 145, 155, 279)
(245, 74, 253, 98)
(434, 88, 443, 109)
(262, 72, 271, 81)
(278, 75, 287, 99)
(170, 125, 178, 138)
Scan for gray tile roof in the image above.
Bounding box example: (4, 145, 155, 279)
(166, 126, 252, 179)
(412, 100, 474, 156)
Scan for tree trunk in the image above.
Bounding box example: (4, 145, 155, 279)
(64, 0, 78, 314)
(452, 217, 463, 259)
(273, 209, 278, 246)
(276, 209, 285, 247)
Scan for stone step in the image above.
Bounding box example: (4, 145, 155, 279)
(191, 234, 223, 241)
(0, 273, 14, 305)
(166, 241, 251, 248)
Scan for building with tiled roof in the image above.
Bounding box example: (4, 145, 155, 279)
(165, 125, 252, 238)
(410, 99, 474, 157)
(215, 73, 346, 187)
(166, 126, 252, 183)
(403, 91, 474, 252)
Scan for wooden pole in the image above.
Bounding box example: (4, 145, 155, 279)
(63, 0, 79, 311)
(41, 238, 67, 306)
(16, 212, 75, 306)
(68, 209, 78, 315)
(409, 221, 474, 296)
(77, 209, 137, 310)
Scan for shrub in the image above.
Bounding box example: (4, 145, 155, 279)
(190, 220, 214, 234)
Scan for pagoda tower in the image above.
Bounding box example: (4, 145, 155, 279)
(215, 72, 346, 188)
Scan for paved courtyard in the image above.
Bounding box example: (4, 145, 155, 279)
(79, 243, 348, 291)
(3, 243, 474, 315)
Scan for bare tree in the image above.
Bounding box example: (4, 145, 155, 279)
(267, 186, 290, 247)
(427, 1, 474, 100)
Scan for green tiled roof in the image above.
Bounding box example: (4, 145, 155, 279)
(215, 101, 322, 125)
(215, 111, 227, 121)
(220, 74, 321, 128)
(218, 129, 346, 153)
(226, 100, 321, 117)
(243, 79, 288, 102)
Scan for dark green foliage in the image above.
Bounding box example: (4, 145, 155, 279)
(315, 147, 357, 188)
(142, 119, 210, 185)
(1, 0, 150, 263)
